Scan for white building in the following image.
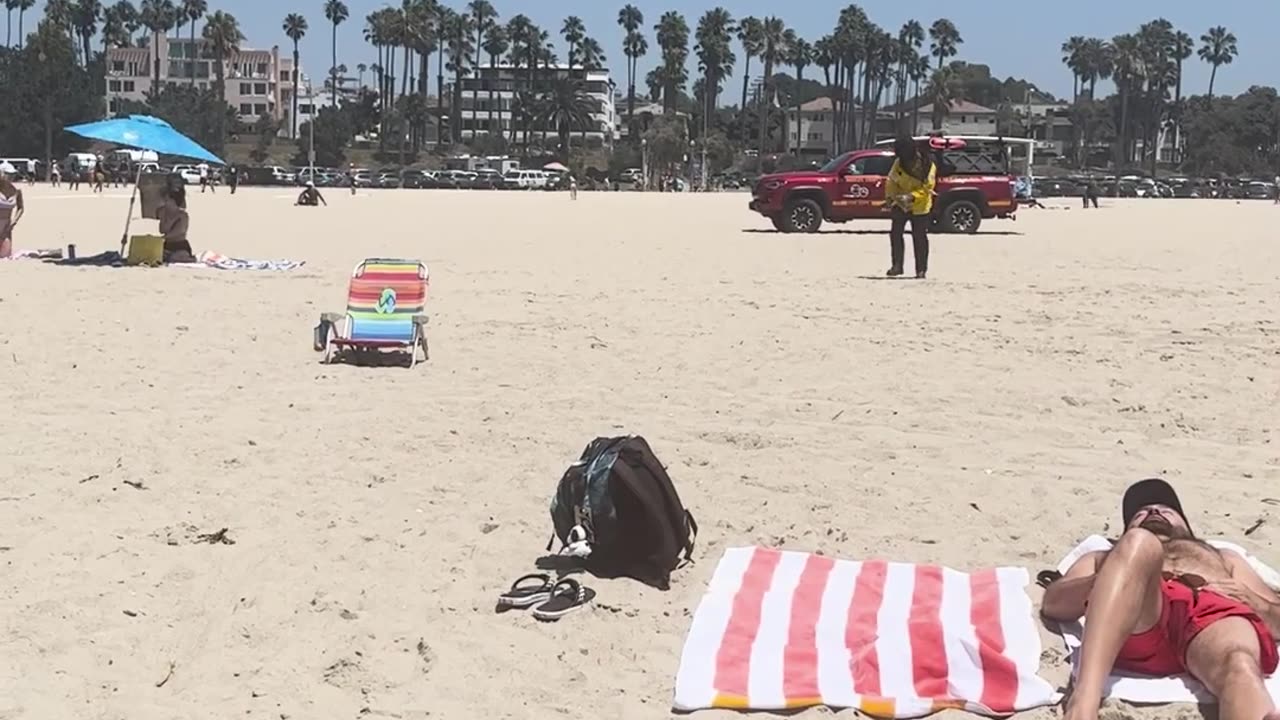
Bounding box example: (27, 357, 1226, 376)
(105, 35, 298, 129)
(450, 64, 617, 145)
(910, 100, 1000, 136)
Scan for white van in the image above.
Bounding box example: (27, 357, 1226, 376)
(504, 169, 547, 190)
(107, 148, 159, 165)
(0, 158, 37, 176)
(65, 152, 98, 173)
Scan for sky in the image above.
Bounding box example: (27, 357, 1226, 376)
(20, 0, 1279, 102)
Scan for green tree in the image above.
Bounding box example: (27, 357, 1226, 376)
(294, 105, 353, 166)
(617, 4, 645, 132)
(655, 11, 689, 113)
(116, 83, 235, 151)
(560, 14, 584, 69)
(736, 16, 762, 110)
(202, 9, 241, 151)
(536, 76, 593, 159)
(71, 0, 100, 67)
(181, 0, 205, 84)
(0, 19, 97, 169)
(138, 0, 175, 94)
(324, 0, 348, 107)
(480, 22, 507, 138)
(694, 7, 735, 141)
(14, 0, 34, 49)
(282, 12, 307, 139)
(1198, 25, 1238, 100)
(927, 18, 961, 68)
(467, 0, 496, 139)
(755, 16, 786, 156)
(926, 65, 960, 130)
(785, 35, 811, 155)
(444, 9, 474, 143)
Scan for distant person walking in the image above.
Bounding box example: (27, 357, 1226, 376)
(228, 166, 240, 195)
(569, 175, 578, 200)
(1274, 174, 1279, 204)
(198, 163, 214, 193)
(50, 164, 61, 187)
(884, 136, 936, 279)
(1083, 178, 1100, 209)
(347, 164, 357, 196)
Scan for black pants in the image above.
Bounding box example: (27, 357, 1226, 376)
(890, 212, 929, 273)
(1083, 194, 1098, 208)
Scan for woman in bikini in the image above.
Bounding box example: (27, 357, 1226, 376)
(157, 176, 194, 263)
(0, 170, 25, 259)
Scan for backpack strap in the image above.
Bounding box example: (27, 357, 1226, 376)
(680, 511, 698, 566)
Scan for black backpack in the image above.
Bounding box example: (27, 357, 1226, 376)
(548, 436, 697, 590)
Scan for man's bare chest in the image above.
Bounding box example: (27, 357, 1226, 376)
(1162, 539, 1231, 579)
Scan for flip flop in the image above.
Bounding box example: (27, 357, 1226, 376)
(497, 573, 556, 609)
(531, 578, 596, 621)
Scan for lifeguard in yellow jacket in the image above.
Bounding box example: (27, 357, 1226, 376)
(883, 136, 936, 278)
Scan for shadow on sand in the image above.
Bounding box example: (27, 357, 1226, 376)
(740, 228, 1024, 237)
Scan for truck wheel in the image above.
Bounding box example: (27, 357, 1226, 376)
(782, 198, 823, 233)
(770, 216, 787, 232)
(941, 199, 982, 234)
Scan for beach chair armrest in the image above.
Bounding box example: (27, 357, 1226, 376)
(320, 312, 344, 324)
(413, 314, 429, 327)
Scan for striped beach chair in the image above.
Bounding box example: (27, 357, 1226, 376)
(321, 258, 430, 367)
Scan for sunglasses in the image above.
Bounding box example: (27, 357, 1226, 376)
(1163, 571, 1206, 603)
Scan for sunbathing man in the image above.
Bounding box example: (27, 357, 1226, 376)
(1044, 478, 1280, 720)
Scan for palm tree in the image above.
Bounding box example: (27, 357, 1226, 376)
(927, 18, 961, 68)
(926, 65, 959, 130)
(356, 62, 366, 88)
(894, 20, 924, 116)
(181, 0, 205, 84)
(561, 15, 584, 69)
(5, 0, 13, 48)
(736, 16, 762, 109)
(654, 11, 689, 113)
(787, 36, 812, 155)
(282, 12, 307, 139)
(364, 10, 387, 114)
(1061, 35, 1085, 102)
(14, 0, 33, 49)
(72, 0, 102, 67)
(46, 0, 74, 39)
(139, 0, 175, 94)
(444, 10, 475, 143)
(324, 0, 348, 107)
(1079, 37, 1113, 100)
(481, 23, 507, 138)
(755, 16, 786, 156)
(1198, 25, 1238, 100)
(504, 14, 533, 145)
(694, 7, 735, 137)
(536, 76, 593, 159)
(202, 10, 242, 148)
(112, 0, 137, 44)
(1111, 33, 1143, 166)
(617, 4, 644, 130)
(1170, 30, 1193, 159)
(435, 4, 453, 117)
(468, 0, 496, 139)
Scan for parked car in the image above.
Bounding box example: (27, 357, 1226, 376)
(400, 170, 431, 189)
(1246, 181, 1275, 200)
(469, 169, 504, 189)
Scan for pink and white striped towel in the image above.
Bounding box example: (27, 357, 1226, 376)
(673, 546, 1060, 717)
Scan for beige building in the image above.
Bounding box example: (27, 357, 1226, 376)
(106, 35, 299, 130)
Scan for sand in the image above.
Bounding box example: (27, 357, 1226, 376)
(0, 184, 1277, 720)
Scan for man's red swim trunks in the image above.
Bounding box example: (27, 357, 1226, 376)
(1115, 578, 1278, 676)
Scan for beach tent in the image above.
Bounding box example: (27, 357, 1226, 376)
(63, 115, 224, 254)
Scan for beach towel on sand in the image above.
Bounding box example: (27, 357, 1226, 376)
(673, 547, 1060, 716)
(195, 251, 304, 271)
(1054, 535, 1280, 704)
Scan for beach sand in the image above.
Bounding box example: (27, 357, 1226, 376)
(0, 185, 1277, 720)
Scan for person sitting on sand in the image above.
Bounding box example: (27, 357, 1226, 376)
(296, 181, 326, 207)
(0, 168, 25, 259)
(1043, 478, 1280, 720)
(157, 175, 195, 263)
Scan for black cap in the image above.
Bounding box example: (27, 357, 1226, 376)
(1122, 478, 1189, 530)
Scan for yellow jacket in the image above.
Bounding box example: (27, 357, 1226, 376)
(884, 158, 937, 215)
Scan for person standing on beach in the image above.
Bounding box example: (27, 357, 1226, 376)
(0, 169, 25, 259)
(198, 163, 211, 193)
(347, 164, 357, 196)
(228, 166, 240, 195)
(884, 136, 936, 279)
(1083, 177, 1100, 209)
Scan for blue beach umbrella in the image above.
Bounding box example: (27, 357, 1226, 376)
(63, 115, 223, 254)
(64, 115, 224, 165)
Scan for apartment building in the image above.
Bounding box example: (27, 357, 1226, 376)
(448, 64, 617, 145)
(105, 35, 299, 129)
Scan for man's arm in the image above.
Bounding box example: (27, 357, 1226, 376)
(1220, 552, 1280, 636)
(1041, 550, 1104, 622)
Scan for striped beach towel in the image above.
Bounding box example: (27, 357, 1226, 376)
(673, 547, 1060, 717)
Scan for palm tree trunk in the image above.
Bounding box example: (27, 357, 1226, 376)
(18, 8, 25, 49)
(189, 20, 197, 86)
(487, 56, 496, 138)
(291, 46, 300, 139)
(331, 23, 338, 107)
(756, 59, 772, 159)
(402, 45, 411, 97)
(436, 45, 444, 117)
(1207, 64, 1217, 100)
(740, 56, 751, 111)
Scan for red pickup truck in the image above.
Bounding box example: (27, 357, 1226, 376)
(748, 142, 1018, 234)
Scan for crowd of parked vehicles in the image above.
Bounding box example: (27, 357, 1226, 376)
(1034, 174, 1278, 200)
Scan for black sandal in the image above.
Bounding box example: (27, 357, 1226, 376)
(497, 573, 556, 609)
(531, 578, 596, 621)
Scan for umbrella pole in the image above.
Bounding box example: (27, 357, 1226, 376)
(119, 164, 144, 256)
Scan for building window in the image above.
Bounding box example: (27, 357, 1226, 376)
(254, 103, 267, 115)
(299, 104, 313, 114)
(239, 82, 251, 95)
(254, 83, 267, 95)
(813, 113, 825, 121)
(240, 103, 252, 114)
(257, 63, 268, 76)
(109, 98, 119, 113)
(111, 60, 125, 73)
(123, 81, 135, 92)
(808, 132, 823, 141)
(280, 70, 290, 82)
(109, 80, 121, 92)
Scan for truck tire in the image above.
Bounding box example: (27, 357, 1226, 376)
(782, 197, 823, 233)
(940, 199, 982, 234)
